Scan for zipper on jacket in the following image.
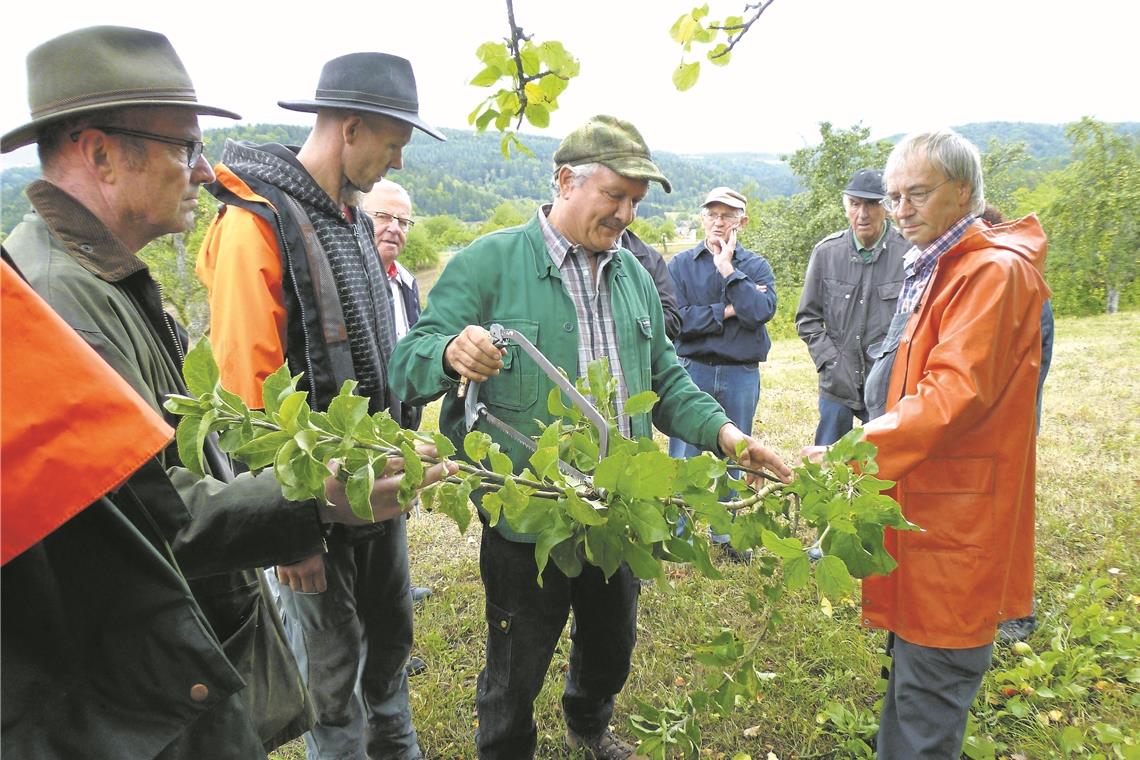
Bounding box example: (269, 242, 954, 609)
(155, 281, 186, 366)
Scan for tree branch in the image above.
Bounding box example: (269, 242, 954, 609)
(709, 0, 778, 59)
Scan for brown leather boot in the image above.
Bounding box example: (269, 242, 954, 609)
(566, 727, 648, 760)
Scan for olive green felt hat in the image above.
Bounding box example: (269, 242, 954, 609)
(553, 115, 671, 193)
(2, 25, 240, 153)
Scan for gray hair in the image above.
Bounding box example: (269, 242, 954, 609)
(886, 129, 986, 215)
(550, 162, 601, 197)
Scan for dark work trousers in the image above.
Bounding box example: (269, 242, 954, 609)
(277, 518, 419, 760)
(474, 525, 640, 760)
(878, 634, 993, 759)
(814, 394, 869, 446)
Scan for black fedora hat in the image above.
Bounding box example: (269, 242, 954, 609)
(2, 26, 240, 153)
(279, 52, 445, 141)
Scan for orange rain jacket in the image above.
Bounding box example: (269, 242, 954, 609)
(0, 260, 172, 564)
(860, 215, 1049, 649)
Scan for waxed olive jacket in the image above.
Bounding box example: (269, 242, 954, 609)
(5, 181, 326, 753)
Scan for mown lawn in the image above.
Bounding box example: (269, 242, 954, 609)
(273, 310, 1139, 759)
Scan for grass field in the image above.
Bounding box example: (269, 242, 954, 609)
(272, 310, 1139, 759)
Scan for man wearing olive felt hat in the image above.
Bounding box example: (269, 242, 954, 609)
(2, 25, 454, 759)
(197, 50, 445, 760)
(389, 114, 792, 760)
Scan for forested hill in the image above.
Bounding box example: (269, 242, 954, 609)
(3, 120, 1137, 232)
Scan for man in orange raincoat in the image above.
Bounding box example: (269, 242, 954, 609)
(804, 129, 1049, 758)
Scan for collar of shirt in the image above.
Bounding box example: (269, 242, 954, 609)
(852, 221, 890, 258)
(537, 204, 620, 272)
(902, 213, 977, 276)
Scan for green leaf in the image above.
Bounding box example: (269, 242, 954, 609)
(524, 102, 550, 129)
(232, 430, 293, 471)
(563, 492, 606, 526)
(584, 525, 624, 579)
(815, 554, 855, 598)
(470, 65, 502, 87)
(261, 364, 293, 416)
(488, 447, 514, 476)
(398, 442, 425, 507)
(626, 499, 671, 543)
(175, 414, 205, 476)
(672, 61, 701, 91)
(783, 554, 811, 590)
(549, 538, 583, 577)
(163, 394, 205, 417)
(431, 432, 456, 459)
(624, 390, 659, 417)
(707, 44, 732, 66)
(529, 445, 562, 481)
(276, 391, 309, 433)
(761, 529, 804, 559)
(326, 383, 367, 434)
(464, 431, 493, 462)
(547, 386, 574, 417)
(534, 522, 575, 583)
(346, 460, 376, 521)
(623, 540, 662, 580)
(182, 339, 220, 397)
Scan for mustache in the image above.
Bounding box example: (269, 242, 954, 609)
(600, 218, 627, 231)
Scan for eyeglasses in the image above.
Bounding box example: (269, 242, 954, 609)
(702, 211, 744, 223)
(71, 126, 205, 168)
(883, 179, 951, 213)
(367, 210, 415, 232)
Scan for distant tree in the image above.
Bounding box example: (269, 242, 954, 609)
(402, 225, 442, 271)
(478, 200, 530, 235)
(1047, 117, 1140, 314)
(419, 214, 477, 250)
(981, 138, 1031, 214)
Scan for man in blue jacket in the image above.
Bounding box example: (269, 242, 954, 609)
(390, 115, 790, 760)
(667, 187, 777, 556)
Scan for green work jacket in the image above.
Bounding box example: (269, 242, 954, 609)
(390, 214, 730, 541)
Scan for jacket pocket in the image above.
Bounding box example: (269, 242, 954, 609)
(485, 601, 513, 687)
(633, 315, 653, 390)
(480, 319, 540, 412)
(903, 456, 996, 553)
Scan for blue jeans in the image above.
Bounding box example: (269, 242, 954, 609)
(278, 518, 420, 760)
(814, 395, 869, 446)
(668, 358, 760, 544)
(474, 526, 640, 759)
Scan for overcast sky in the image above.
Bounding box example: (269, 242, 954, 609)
(2, 0, 1135, 168)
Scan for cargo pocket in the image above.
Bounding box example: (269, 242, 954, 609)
(485, 601, 513, 687)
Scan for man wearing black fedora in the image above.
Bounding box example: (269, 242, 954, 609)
(1, 25, 456, 758)
(197, 52, 445, 760)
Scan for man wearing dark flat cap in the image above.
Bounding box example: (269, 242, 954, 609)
(795, 168, 907, 445)
(197, 52, 446, 760)
(1, 26, 452, 759)
(390, 114, 791, 760)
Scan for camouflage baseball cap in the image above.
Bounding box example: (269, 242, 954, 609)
(552, 115, 671, 193)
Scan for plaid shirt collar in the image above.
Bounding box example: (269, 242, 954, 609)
(897, 213, 976, 314)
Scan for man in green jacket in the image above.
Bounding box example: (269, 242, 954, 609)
(389, 115, 791, 760)
(1, 26, 451, 758)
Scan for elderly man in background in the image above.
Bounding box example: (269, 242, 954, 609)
(390, 115, 791, 760)
(0, 26, 451, 757)
(804, 129, 1049, 758)
(197, 52, 445, 760)
(666, 187, 777, 559)
(796, 169, 907, 445)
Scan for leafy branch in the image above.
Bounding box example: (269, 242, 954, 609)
(467, 0, 580, 157)
(164, 338, 918, 759)
(670, 1, 778, 91)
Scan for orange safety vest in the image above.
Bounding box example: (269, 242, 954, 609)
(1, 260, 173, 564)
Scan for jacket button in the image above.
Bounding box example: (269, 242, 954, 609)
(863, 618, 871, 624)
(190, 683, 209, 702)
(563, 322, 574, 332)
(499, 619, 508, 630)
